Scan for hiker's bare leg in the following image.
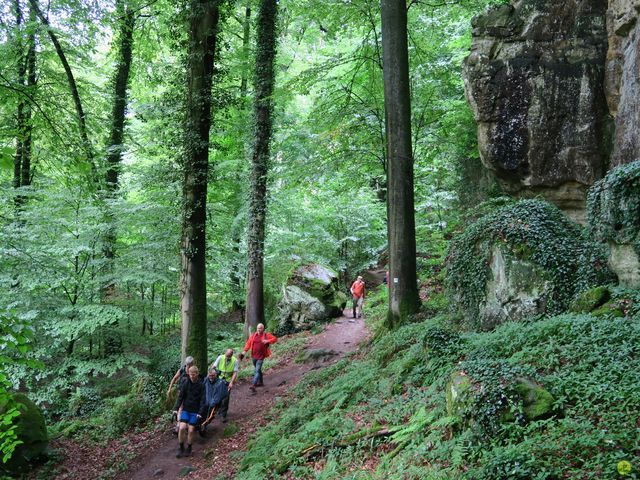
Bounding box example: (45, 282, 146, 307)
(178, 422, 188, 443)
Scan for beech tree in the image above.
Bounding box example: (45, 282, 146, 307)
(28, 0, 94, 172)
(381, 0, 420, 328)
(180, 0, 220, 368)
(244, 0, 279, 337)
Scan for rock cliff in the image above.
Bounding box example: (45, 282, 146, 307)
(605, 0, 640, 166)
(463, 0, 612, 221)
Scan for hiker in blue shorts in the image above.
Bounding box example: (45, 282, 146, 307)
(172, 365, 206, 458)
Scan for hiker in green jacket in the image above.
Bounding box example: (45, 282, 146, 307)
(211, 348, 239, 423)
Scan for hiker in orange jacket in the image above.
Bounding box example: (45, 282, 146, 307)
(241, 323, 277, 393)
(350, 275, 365, 318)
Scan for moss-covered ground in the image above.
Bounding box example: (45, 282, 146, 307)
(235, 287, 640, 479)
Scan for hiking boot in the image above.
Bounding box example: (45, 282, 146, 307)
(255, 381, 264, 387)
(185, 444, 192, 457)
(176, 443, 184, 458)
(249, 385, 256, 393)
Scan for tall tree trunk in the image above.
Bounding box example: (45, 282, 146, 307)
(244, 0, 278, 338)
(105, 0, 135, 194)
(103, 0, 136, 287)
(381, 0, 419, 328)
(230, 224, 244, 311)
(228, 1, 252, 313)
(13, 0, 26, 192)
(239, 2, 251, 100)
(140, 283, 146, 335)
(21, 8, 36, 188)
(179, 0, 220, 370)
(12, 0, 36, 210)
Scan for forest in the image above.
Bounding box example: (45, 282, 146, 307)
(1, 0, 640, 478)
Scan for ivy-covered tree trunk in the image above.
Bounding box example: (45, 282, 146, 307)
(103, 0, 135, 270)
(381, 0, 420, 328)
(12, 1, 36, 207)
(239, 1, 251, 101)
(12, 0, 26, 192)
(105, 1, 135, 194)
(180, 0, 220, 369)
(244, 0, 278, 338)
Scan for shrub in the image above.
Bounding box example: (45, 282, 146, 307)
(102, 374, 164, 438)
(68, 387, 102, 417)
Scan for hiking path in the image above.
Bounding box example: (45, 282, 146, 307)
(115, 310, 370, 480)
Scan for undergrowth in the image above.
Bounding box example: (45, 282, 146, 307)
(235, 288, 640, 479)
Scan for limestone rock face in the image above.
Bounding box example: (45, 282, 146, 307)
(608, 242, 640, 287)
(482, 246, 553, 330)
(605, 0, 640, 166)
(587, 161, 640, 286)
(463, 0, 610, 218)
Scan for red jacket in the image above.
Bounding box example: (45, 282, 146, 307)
(243, 331, 278, 360)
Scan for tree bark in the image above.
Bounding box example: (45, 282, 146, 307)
(179, 0, 220, 370)
(244, 0, 278, 338)
(381, 0, 420, 328)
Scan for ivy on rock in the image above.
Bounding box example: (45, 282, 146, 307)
(588, 160, 640, 251)
(446, 199, 613, 329)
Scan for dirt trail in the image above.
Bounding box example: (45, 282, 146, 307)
(115, 310, 369, 480)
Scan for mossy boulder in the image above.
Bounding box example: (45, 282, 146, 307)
(588, 160, 640, 287)
(0, 393, 48, 474)
(289, 264, 346, 317)
(276, 285, 327, 334)
(446, 372, 555, 429)
(570, 286, 611, 313)
(503, 379, 555, 422)
(591, 299, 628, 318)
(446, 200, 613, 330)
(277, 264, 347, 334)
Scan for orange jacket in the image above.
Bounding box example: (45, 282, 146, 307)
(243, 331, 278, 359)
(350, 280, 365, 299)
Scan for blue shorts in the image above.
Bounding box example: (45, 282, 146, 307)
(179, 410, 199, 426)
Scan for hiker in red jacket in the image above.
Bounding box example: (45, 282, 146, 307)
(350, 275, 365, 318)
(241, 323, 277, 393)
